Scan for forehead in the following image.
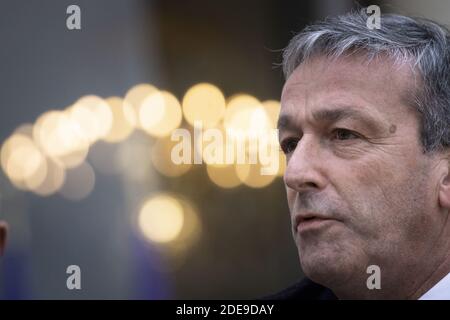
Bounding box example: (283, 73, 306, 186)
(280, 55, 415, 123)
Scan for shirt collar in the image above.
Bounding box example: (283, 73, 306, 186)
(419, 271, 450, 300)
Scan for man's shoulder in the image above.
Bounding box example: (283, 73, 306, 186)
(262, 277, 338, 300)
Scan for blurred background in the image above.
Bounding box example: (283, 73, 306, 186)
(0, 0, 447, 299)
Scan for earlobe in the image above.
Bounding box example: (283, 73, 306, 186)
(0, 221, 7, 256)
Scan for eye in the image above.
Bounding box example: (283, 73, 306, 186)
(280, 138, 299, 154)
(331, 128, 360, 141)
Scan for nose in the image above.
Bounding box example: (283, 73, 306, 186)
(284, 134, 328, 193)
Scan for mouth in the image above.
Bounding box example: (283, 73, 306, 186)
(294, 213, 338, 234)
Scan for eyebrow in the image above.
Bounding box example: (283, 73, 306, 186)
(277, 107, 382, 133)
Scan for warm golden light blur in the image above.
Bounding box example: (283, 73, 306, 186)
(278, 152, 286, 177)
(72, 95, 113, 140)
(102, 97, 136, 143)
(206, 164, 242, 188)
(1, 134, 32, 176)
(172, 198, 201, 250)
(0, 82, 283, 196)
(134, 195, 201, 272)
(224, 95, 260, 132)
(67, 103, 101, 144)
(235, 162, 277, 188)
(164, 198, 202, 270)
(140, 91, 182, 137)
(33, 110, 89, 168)
(151, 136, 191, 177)
(59, 161, 95, 200)
(138, 194, 185, 243)
(22, 157, 48, 191)
(138, 90, 166, 130)
(223, 94, 272, 142)
(194, 125, 235, 165)
(1, 134, 47, 190)
(124, 83, 160, 129)
(182, 83, 226, 128)
(261, 100, 281, 129)
(31, 158, 66, 196)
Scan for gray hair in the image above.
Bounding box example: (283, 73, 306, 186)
(282, 8, 450, 152)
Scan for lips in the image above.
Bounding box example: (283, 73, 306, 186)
(294, 212, 337, 233)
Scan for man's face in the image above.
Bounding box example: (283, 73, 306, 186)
(279, 55, 448, 294)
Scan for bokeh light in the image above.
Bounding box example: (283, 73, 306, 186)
(261, 100, 281, 129)
(124, 83, 160, 129)
(235, 162, 277, 188)
(151, 136, 192, 177)
(140, 91, 182, 137)
(33, 110, 89, 168)
(1, 134, 47, 190)
(31, 158, 66, 196)
(0, 82, 283, 199)
(102, 97, 136, 143)
(72, 95, 113, 141)
(194, 125, 235, 165)
(138, 90, 166, 130)
(172, 197, 201, 251)
(138, 193, 185, 243)
(224, 94, 264, 136)
(206, 163, 242, 188)
(182, 83, 226, 128)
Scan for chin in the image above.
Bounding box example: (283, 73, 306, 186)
(298, 244, 360, 289)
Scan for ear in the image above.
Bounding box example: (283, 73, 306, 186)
(439, 158, 450, 209)
(0, 221, 7, 256)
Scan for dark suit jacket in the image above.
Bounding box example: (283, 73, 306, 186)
(263, 277, 338, 300)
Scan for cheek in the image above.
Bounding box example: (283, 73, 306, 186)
(334, 154, 432, 242)
(331, 158, 403, 234)
(285, 186, 296, 212)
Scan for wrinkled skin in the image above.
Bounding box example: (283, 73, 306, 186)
(279, 54, 450, 299)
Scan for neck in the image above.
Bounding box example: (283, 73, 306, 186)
(407, 212, 450, 299)
(332, 231, 450, 299)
